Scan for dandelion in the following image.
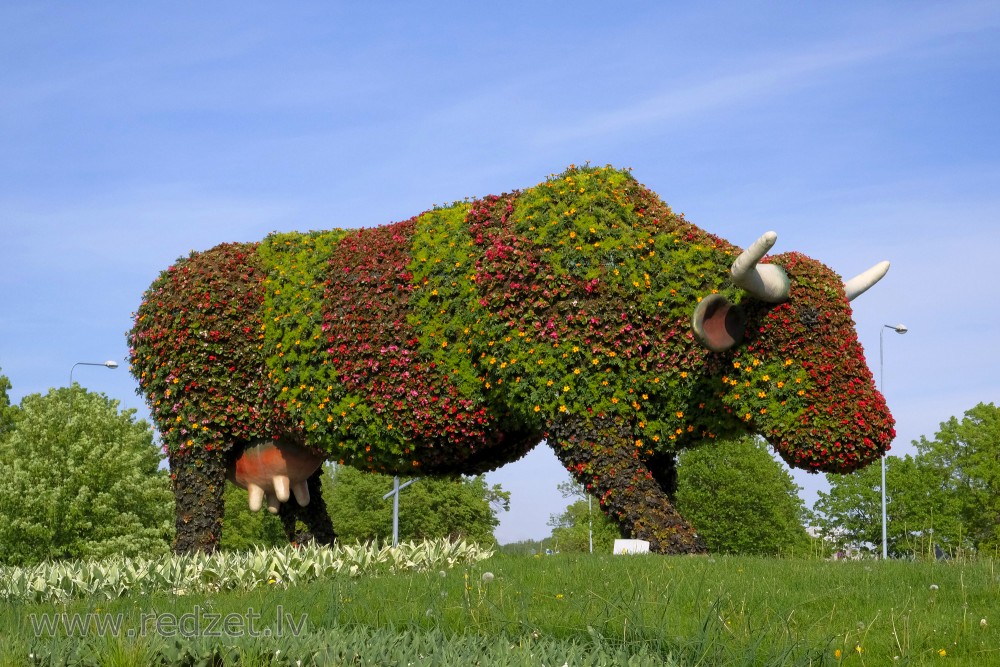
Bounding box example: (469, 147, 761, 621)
(930, 584, 939, 591)
(938, 649, 946, 657)
(482, 572, 494, 583)
(834, 649, 841, 659)
(981, 618, 988, 628)
(555, 594, 564, 599)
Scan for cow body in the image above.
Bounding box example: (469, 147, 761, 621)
(129, 166, 894, 553)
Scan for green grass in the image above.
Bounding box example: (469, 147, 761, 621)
(4, 552, 998, 666)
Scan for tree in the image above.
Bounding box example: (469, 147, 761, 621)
(0, 368, 17, 441)
(674, 436, 811, 556)
(325, 465, 510, 544)
(499, 539, 547, 555)
(813, 403, 1000, 557)
(219, 482, 287, 550)
(915, 402, 1000, 553)
(0, 385, 174, 566)
(811, 455, 958, 557)
(547, 480, 622, 553)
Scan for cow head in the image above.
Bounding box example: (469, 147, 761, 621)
(692, 232, 895, 474)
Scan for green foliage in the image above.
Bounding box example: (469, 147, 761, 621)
(498, 538, 547, 555)
(815, 402, 1000, 557)
(1, 539, 492, 604)
(547, 480, 623, 552)
(0, 386, 173, 566)
(915, 402, 1000, 553)
(219, 483, 287, 551)
(674, 436, 811, 555)
(326, 465, 509, 544)
(0, 367, 16, 441)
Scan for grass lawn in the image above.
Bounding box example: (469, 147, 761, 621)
(3, 550, 998, 666)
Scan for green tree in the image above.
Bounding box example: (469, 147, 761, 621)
(326, 465, 510, 544)
(499, 539, 547, 555)
(912, 402, 999, 553)
(674, 436, 811, 556)
(813, 403, 999, 557)
(0, 368, 16, 440)
(0, 386, 174, 566)
(219, 482, 288, 550)
(547, 480, 622, 553)
(813, 455, 964, 557)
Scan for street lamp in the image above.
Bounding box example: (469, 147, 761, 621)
(70, 360, 119, 387)
(879, 324, 907, 559)
(68, 360, 118, 416)
(56, 359, 118, 559)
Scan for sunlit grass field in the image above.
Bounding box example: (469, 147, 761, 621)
(4, 549, 998, 666)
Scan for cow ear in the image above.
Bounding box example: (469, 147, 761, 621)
(692, 294, 746, 352)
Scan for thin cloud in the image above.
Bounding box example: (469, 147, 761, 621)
(537, 3, 1000, 146)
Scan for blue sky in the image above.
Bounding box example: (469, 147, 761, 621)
(2, 2, 998, 544)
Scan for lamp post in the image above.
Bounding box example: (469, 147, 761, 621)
(55, 359, 118, 559)
(879, 324, 907, 559)
(68, 361, 118, 416)
(588, 494, 593, 554)
(382, 477, 418, 547)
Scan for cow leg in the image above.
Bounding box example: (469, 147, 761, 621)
(170, 446, 228, 554)
(277, 468, 337, 546)
(644, 450, 679, 502)
(547, 418, 706, 554)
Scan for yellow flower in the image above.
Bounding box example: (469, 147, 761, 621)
(938, 649, 946, 657)
(534, 405, 541, 412)
(834, 649, 841, 659)
(559, 405, 567, 413)
(563, 386, 570, 392)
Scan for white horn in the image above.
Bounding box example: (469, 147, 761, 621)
(844, 261, 890, 301)
(731, 231, 790, 303)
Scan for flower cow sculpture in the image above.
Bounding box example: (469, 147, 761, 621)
(129, 165, 894, 554)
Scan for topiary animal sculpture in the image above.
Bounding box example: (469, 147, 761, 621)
(129, 165, 894, 554)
